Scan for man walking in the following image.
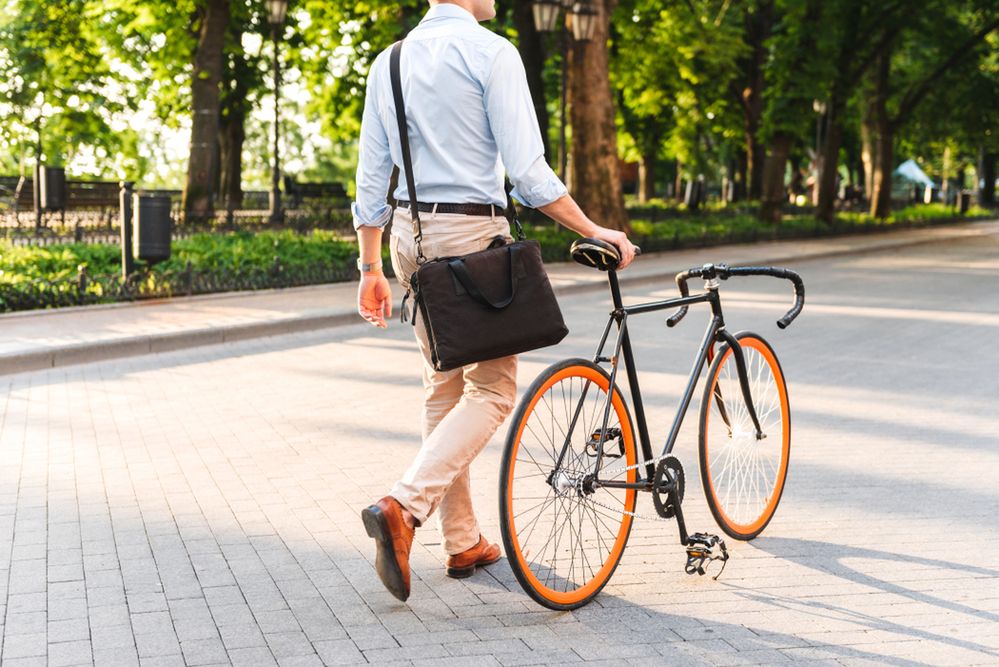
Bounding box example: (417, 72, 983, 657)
(353, 0, 636, 601)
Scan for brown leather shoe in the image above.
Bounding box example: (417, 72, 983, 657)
(445, 535, 501, 579)
(361, 496, 415, 601)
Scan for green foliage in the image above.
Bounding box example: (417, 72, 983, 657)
(2, 205, 989, 310)
(612, 0, 746, 176)
(0, 0, 139, 175)
(0, 230, 364, 287)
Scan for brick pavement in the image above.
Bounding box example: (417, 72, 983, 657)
(1, 233, 998, 665)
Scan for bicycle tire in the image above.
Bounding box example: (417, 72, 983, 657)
(698, 332, 791, 540)
(500, 358, 638, 610)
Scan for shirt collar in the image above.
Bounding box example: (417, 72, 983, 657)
(421, 3, 478, 25)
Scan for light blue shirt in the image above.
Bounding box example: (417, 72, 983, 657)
(352, 3, 568, 230)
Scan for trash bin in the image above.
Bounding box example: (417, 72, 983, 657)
(958, 190, 972, 214)
(132, 194, 172, 263)
(39, 166, 66, 211)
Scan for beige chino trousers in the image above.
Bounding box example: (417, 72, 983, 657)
(388, 206, 518, 555)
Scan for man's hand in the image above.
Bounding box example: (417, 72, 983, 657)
(537, 194, 639, 270)
(591, 226, 638, 270)
(358, 273, 393, 328)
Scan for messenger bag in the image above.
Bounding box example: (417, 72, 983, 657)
(390, 40, 568, 372)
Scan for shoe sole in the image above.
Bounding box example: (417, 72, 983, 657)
(361, 506, 410, 601)
(445, 554, 502, 579)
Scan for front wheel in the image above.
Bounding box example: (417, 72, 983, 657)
(500, 359, 638, 610)
(699, 332, 791, 540)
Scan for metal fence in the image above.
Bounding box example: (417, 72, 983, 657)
(0, 256, 393, 313)
(0, 206, 355, 246)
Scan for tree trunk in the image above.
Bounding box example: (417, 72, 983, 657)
(868, 46, 893, 219)
(760, 133, 791, 224)
(568, 0, 628, 231)
(816, 107, 843, 224)
(735, 150, 748, 202)
(183, 0, 230, 221)
(674, 159, 684, 201)
(219, 109, 245, 210)
(747, 127, 766, 201)
(511, 0, 550, 162)
(978, 148, 996, 205)
(219, 26, 249, 212)
(861, 107, 876, 200)
(737, 0, 772, 201)
(638, 150, 655, 202)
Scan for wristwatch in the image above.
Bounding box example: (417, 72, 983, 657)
(357, 258, 383, 273)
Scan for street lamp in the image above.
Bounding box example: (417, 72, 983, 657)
(532, 0, 597, 183)
(569, 3, 599, 41)
(268, 0, 289, 226)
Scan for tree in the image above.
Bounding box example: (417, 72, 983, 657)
(219, 2, 267, 210)
(758, 0, 824, 223)
(568, 0, 628, 230)
(733, 0, 775, 200)
(866, 8, 999, 218)
(0, 0, 138, 176)
(183, 0, 231, 219)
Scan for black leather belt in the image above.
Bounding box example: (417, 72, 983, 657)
(395, 200, 506, 217)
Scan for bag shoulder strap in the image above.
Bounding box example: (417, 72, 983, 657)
(389, 40, 426, 262)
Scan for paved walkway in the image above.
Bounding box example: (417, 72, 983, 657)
(1, 230, 997, 666)
(3, 221, 996, 375)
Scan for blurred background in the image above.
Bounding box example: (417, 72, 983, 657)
(0, 0, 996, 311)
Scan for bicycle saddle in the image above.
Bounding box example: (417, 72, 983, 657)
(571, 238, 620, 271)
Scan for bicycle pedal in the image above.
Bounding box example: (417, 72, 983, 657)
(684, 533, 729, 579)
(585, 428, 623, 458)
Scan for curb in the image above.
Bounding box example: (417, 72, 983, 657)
(0, 224, 989, 376)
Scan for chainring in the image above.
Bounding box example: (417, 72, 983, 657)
(651, 456, 685, 519)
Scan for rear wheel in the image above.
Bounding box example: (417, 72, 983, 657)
(699, 333, 790, 540)
(500, 359, 637, 610)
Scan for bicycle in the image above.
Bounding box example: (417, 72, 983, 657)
(498, 237, 805, 610)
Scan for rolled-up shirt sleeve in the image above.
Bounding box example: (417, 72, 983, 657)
(483, 42, 568, 209)
(352, 57, 394, 230)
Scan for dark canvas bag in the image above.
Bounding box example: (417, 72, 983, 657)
(390, 40, 568, 372)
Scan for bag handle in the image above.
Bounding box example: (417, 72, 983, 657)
(447, 245, 518, 310)
(390, 41, 427, 264)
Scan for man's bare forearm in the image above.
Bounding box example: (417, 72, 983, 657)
(356, 226, 384, 272)
(538, 195, 600, 237)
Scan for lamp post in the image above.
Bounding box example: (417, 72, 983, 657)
(267, 0, 289, 226)
(532, 1, 598, 183)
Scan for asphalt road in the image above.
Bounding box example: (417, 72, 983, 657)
(1, 233, 997, 666)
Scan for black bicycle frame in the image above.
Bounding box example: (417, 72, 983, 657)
(581, 269, 764, 492)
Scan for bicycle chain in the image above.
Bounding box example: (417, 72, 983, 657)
(580, 451, 679, 523)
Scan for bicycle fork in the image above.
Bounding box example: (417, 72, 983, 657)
(713, 329, 765, 439)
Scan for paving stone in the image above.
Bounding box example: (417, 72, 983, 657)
(47, 617, 91, 643)
(179, 638, 228, 666)
(2, 632, 48, 659)
(47, 640, 93, 667)
(264, 631, 316, 658)
(133, 632, 182, 659)
(92, 647, 140, 666)
(312, 639, 367, 665)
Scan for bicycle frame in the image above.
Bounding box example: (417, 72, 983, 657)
(557, 269, 765, 492)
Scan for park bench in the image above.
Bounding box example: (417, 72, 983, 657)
(0, 176, 35, 211)
(283, 177, 349, 209)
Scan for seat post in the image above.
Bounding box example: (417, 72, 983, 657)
(607, 269, 624, 312)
